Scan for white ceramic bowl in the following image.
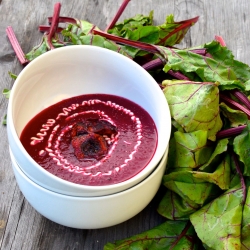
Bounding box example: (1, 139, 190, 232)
(10, 146, 168, 229)
(7, 45, 171, 196)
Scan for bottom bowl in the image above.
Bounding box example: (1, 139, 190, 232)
(10, 147, 168, 229)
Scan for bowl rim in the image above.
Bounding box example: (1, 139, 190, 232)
(10, 145, 169, 199)
(8, 45, 171, 194)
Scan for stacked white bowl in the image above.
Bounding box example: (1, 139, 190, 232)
(7, 46, 171, 229)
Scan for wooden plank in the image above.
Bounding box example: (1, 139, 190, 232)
(1, 0, 250, 249)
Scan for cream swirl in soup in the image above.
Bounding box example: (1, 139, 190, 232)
(20, 94, 158, 186)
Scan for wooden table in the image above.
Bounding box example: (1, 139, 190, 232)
(0, 0, 250, 249)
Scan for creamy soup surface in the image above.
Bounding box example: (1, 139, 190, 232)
(20, 94, 158, 186)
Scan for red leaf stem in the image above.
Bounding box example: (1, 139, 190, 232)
(93, 29, 161, 54)
(39, 25, 63, 33)
(220, 93, 250, 118)
(215, 35, 226, 47)
(105, 0, 131, 32)
(232, 153, 246, 205)
(142, 58, 191, 80)
(230, 89, 250, 110)
(48, 16, 77, 25)
(142, 58, 163, 70)
(168, 70, 190, 80)
(189, 48, 207, 56)
(169, 221, 193, 250)
(5, 26, 29, 65)
(156, 16, 199, 45)
(47, 2, 61, 49)
(40, 16, 76, 33)
(216, 125, 246, 139)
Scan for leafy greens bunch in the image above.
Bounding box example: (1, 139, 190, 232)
(5, 1, 250, 249)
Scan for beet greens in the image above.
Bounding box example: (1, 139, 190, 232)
(5, 1, 250, 249)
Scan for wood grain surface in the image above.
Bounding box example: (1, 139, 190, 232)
(0, 0, 250, 249)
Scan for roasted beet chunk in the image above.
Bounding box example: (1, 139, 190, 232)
(84, 119, 117, 136)
(71, 122, 88, 137)
(71, 134, 108, 160)
(71, 119, 117, 160)
(92, 120, 117, 136)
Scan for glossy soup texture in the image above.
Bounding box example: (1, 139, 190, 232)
(20, 94, 158, 186)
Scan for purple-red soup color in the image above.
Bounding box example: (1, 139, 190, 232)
(20, 94, 158, 186)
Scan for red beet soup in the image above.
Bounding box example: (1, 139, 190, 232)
(20, 94, 158, 186)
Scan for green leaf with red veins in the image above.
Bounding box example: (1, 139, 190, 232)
(162, 172, 220, 206)
(233, 122, 250, 176)
(107, 12, 154, 37)
(220, 102, 248, 127)
(104, 220, 199, 250)
(199, 138, 229, 172)
(157, 189, 200, 220)
(62, 20, 100, 37)
(78, 34, 131, 57)
(25, 39, 48, 61)
(172, 130, 213, 169)
(191, 153, 231, 190)
(78, 20, 97, 34)
(204, 41, 250, 91)
(109, 13, 198, 47)
(25, 36, 64, 61)
(61, 21, 131, 57)
(190, 185, 243, 250)
(162, 80, 222, 141)
(242, 185, 250, 249)
(157, 15, 199, 46)
(107, 14, 198, 58)
(161, 46, 246, 91)
(228, 152, 241, 189)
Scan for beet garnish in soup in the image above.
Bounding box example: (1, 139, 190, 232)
(20, 94, 158, 186)
(71, 119, 118, 160)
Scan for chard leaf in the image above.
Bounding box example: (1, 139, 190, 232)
(229, 153, 241, 189)
(62, 20, 97, 37)
(104, 221, 199, 250)
(162, 173, 220, 206)
(8, 71, 17, 80)
(220, 102, 248, 127)
(25, 39, 48, 61)
(78, 20, 96, 34)
(172, 130, 213, 168)
(162, 80, 222, 141)
(157, 15, 199, 46)
(2, 88, 11, 99)
(161, 46, 245, 91)
(242, 185, 250, 249)
(199, 138, 229, 172)
(62, 22, 131, 57)
(78, 34, 130, 57)
(157, 189, 200, 220)
(107, 14, 198, 58)
(204, 41, 250, 91)
(108, 13, 198, 47)
(25, 37, 64, 61)
(108, 12, 154, 37)
(191, 153, 231, 190)
(190, 185, 243, 250)
(233, 122, 250, 176)
(128, 25, 159, 44)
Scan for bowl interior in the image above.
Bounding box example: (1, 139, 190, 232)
(8, 45, 171, 195)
